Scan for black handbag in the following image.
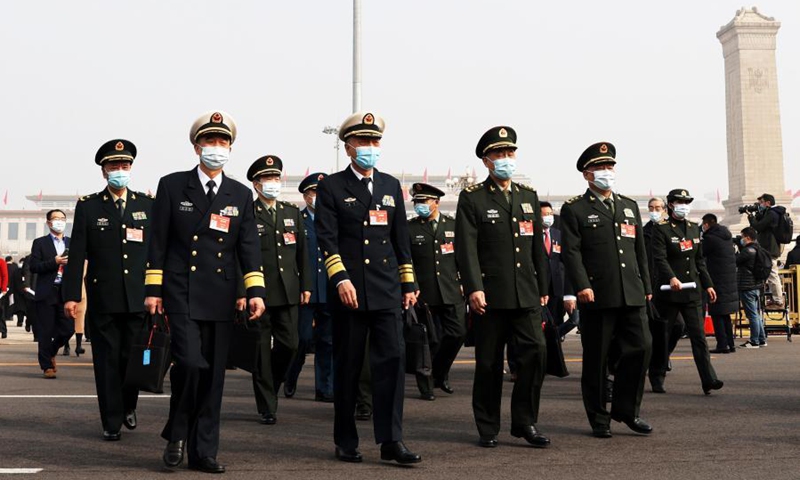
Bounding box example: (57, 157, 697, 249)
(228, 309, 261, 374)
(123, 313, 171, 394)
(543, 307, 569, 378)
(403, 304, 433, 376)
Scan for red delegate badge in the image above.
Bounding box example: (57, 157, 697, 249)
(620, 224, 636, 238)
(369, 210, 388, 226)
(519, 221, 534, 236)
(680, 239, 693, 252)
(210, 213, 230, 233)
(440, 243, 454, 255)
(283, 232, 297, 245)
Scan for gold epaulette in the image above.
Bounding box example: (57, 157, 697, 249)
(463, 183, 484, 194)
(516, 183, 536, 192)
(565, 195, 582, 204)
(79, 193, 98, 202)
(279, 200, 298, 210)
(135, 190, 155, 199)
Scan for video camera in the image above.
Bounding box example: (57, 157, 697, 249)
(738, 203, 759, 215)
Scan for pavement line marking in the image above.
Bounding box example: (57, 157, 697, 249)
(453, 355, 697, 365)
(0, 363, 93, 367)
(0, 468, 44, 474)
(0, 395, 169, 399)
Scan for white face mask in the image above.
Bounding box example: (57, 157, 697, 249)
(260, 182, 281, 199)
(542, 215, 555, 228)
(649, 211, 663, 223)
(590, 169, 616, 191)
(673, 204, 691, 219)
(50, 220, 66, 233)
(199, 146, 230, 170)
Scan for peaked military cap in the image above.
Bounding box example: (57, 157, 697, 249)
(475, 126, 517, 158)
(95, 139, 136, 165)
(338, 111, 385, 141)
(667, 188, 694, 203)
(298, 172, 327, 193)
(247, 155, 283, 181)
(190, 110, 237, 145)
(576, 142, 616, 171)
(410, 183, 445, 202)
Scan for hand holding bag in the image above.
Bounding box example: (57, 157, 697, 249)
(227, 308, 261, 374)
(403, 304, 433, 377)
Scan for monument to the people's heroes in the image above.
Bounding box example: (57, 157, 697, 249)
(717, 7, 789, 228)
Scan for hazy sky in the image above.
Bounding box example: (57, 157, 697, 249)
(2, 1, 798, 208)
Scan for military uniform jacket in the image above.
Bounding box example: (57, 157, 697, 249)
(651, 218, 713, 303)
(254, 199, 311, 307)
(408, 214, 463, 307)
(315, 167, 415, 311)
(454, 177, 549, 310)
(302, 207, 327, 304)
(145, 167, 265, 321)
(62, 188, 154, 314)
(560, 189, 651, 310)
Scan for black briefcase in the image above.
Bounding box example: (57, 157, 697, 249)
(404, 304, 432, 377)
(228, 309, 261, 374)
(543, 308, 569, 378)
(123, 313, 171, 394)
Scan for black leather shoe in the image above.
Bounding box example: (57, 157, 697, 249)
(188, 457, 225, 474)
(434, 378, 454, 394)
(419, 392, 435, 401)
(334, 446, 363, 463)
(478, 435, 498, 448)
(649, 376, 666, 394)
(315, 392, 334, 403)
(709, 347, 730, 354)
(612, 416, 652, 435)
(355, 405, 372, 421)
(284, 382, 297, 398)
(380, 441, 422, 464)
(62, 344, 70, 356)
(510, 425, 550, 448)
(123, 410, 137, 430)
(163, 440, 185, 468)
(259, 412, 277, 425)
(591, 425, 612, 438)
(703, 379, 724, 395)
(102, 430, 121, 441)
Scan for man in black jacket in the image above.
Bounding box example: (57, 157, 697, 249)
(700, 214, 738, 354)
(737, 228, 766, 348)
(145, 111, 266, 473)
(62, 139, 154, 441)
(29, 210, 72, 378)
(747, 193, 784, 308)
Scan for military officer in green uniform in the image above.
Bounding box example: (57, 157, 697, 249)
(560, 142, 653, 439)
(650, 189, 723, 395)
(455, 126, 550, 449)
(62, 139, 154, 441)
(408, 183, 465, 401)
(246, 155, 312, 425)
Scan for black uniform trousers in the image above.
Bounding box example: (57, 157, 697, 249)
(333, 308, 404, 450)
(580, 306, 651, 428)
(35, 298, 74, 370)
(285, 303, 333, 397)
(89, 312, 143, 432)
(415, 302, 466, 393)
(473, 307, 546, 436)
(161, 315, 232, 463)
(651, 300, 717, 387)
(252, 305, 298, 414)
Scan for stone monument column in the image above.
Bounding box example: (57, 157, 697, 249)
(717, 7, 788, 227)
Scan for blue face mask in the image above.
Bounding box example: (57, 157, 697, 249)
(260, 182, 281, 199)
(354, 146, 381, 170)
(107, 170, 131, 189)
(491, 158, 517, 180)
(414, 203, 432, 218)
(200, 146, 230, 170)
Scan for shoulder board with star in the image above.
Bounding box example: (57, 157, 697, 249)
(462, 183, 485, 194)
(79, 193, 99, 202)
(565, 195, 582, 205)
(132, 190, 155, 201)
(279, 200, 299, 210)
(618, 194, 637, 203)
(515, 182, 536, 193)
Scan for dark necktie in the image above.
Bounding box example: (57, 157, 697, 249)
(430, 219, 438, 233)
(604, 197, 615, 215)
(504, 189, 511, 204)
(268, 206, 276, 222)
(207, 180, 217, 203)
(115, 198, 125, 218)
(361, 177, 372, 193)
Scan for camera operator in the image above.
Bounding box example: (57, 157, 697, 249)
(745, 193, 784, 308)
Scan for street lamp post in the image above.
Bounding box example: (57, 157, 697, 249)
(323, 126, 341, 172)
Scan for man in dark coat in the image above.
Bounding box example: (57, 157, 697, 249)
(747, 193, 784, 307)
(701, 214, 738, 353)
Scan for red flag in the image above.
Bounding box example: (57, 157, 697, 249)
(304, 167, 310, 178)
(37, 190, 43, 201)
(446, 168, 451, 180)
(716, 189, 721, 203)
(2, 190, 7, 206)
(283, 169, 288, 186)
(649, 189, 653, 198)
(422, 168, 428, 184)
(793, 190, 800, 199)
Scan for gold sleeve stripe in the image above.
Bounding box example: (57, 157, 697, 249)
(326, 260, 346, 279)
(145, 272, 163, 286)
(145, 269, 163, 275)
(244, 271, 265, 289)
(324, 254, 342, 268)
(398, 265, 415, 283)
